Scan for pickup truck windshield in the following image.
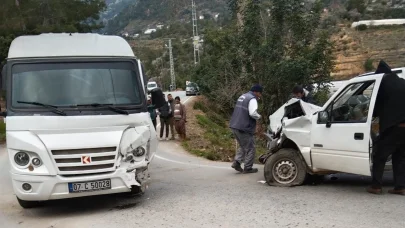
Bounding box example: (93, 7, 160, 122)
(11, 62, 142, 108)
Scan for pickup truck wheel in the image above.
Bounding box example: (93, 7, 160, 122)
(264, 148, 307, 187)
(17, 197, 42, 209)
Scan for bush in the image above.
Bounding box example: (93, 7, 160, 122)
(313, 87, 330, 106)
(320, 15, 338, 29)
(385, 8, 405, 19)
(364, 58, 374, 71)
(0, 121, 5, 142)
(193, 100, 208, 112)
(356, 24, 368, 31)
(206, 112, 227, 128)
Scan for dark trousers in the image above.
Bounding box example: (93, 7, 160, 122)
(372, 126, 405, 189)
(152, 119, 157, 130)
(160, 116, 170, 138)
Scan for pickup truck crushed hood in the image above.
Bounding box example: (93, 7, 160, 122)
(269, 98, 321, 148)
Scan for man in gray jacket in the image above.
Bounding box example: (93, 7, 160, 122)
(230, 85, 263, 173)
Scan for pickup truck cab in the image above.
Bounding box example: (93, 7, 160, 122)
(1, 33, 165, 208)
(260, 68, 405, 187)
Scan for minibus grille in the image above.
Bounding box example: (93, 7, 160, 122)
(51, 147, 118, 175)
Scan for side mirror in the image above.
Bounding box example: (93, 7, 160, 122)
(150, 88, 166, 109)
(318, 111, 331, 128)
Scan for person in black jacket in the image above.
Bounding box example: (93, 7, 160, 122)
(292, 85, 315, 104)
(158, 95, 172, 140)
(367, 60, 405, 195)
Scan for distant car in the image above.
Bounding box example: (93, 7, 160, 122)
(186, 82, 199, 96)
(147, 81, 158, 93)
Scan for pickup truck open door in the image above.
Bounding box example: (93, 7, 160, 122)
(310, 77, 382, 176)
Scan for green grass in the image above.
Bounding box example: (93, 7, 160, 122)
(193, 100, 208, 112)
(181, 114, 234, 161)
(196, 114, 233, 147)
(182, 141, 221, 161)
(186, 101, 267, 162)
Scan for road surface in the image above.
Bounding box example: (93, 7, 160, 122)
(1, 92, 404, 228)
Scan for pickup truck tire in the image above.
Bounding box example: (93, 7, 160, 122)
(17, 197, 42, 209)
(264, 148, 307, 187)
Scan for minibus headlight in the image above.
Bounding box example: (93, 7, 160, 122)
(14, 152, 30, 166)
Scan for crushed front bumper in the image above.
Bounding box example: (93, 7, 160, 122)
(11, 168, 144, 201)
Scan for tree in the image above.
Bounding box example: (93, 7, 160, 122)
(346, 0, 366, 14)
(194, 0, 335, 121)
(0, 0, 106, 64)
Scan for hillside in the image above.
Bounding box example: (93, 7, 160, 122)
(104, 0, 228, 34)
(332, 24, 405, 79)
(322, 0, 405, 78)
(102, 0, 405, 81)
(101, 0, 135, 22)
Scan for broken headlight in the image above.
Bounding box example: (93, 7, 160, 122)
(123, 146, 147, 162)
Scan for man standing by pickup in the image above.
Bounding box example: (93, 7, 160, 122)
(292, 85, 315, 104)
(367, 61, 405, 195)
(230, 85, 263, 174)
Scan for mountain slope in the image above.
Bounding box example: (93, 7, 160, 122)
(100, 0, 135, 26)
(104, 0, 227, 34)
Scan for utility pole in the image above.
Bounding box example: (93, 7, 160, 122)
(192, 0, 200, 65)
(164, 38, 176, 91)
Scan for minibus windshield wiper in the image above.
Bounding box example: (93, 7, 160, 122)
(74, 103, 129, 115)
(17, 101, 67, 116)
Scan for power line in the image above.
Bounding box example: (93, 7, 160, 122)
(164, 38, 176, 91)
(192, 0, 200, 66)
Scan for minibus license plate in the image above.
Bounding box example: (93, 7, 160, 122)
(68, 179, 111, 193)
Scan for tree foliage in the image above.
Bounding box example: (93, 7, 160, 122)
(194, 0, 335, 121)
(346, 0, 366, 14)
(0, 0, 106, 63)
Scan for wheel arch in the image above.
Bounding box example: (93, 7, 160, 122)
(274, 138, 312, 172)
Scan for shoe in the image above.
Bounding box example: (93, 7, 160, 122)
(366, 186, 383, 195)
(243, 168, 258, 174)
(166, 138, 169, 141)
(231, 161, 243, 172)
(388, 189, 405, 195)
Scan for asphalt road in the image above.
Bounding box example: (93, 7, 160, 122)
(1, 92, 404, 228)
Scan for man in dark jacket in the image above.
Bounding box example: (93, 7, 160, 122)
(229, 84, 263, 174)
(158, 95, 171, 140)
(167, 94, 176, 140)
(367, 60, 405, 195)
(147, 98, 157, 129)
(292, 85, 315, 104)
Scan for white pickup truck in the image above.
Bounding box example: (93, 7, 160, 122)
(260, 67, 405, 186)
(0, 33, 165, 208)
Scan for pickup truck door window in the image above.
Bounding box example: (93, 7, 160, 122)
(311, 80, 380, 176)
